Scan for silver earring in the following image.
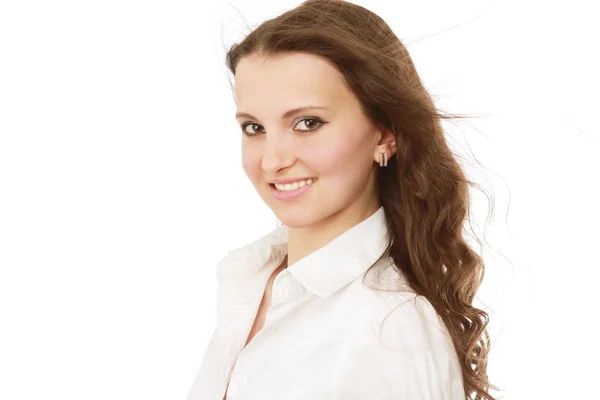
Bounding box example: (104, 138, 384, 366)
(379, 152, 388, 167)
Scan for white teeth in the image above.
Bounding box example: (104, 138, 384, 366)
(274, 178, 316, 191)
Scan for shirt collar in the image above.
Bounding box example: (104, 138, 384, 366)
(217, 206, 391, 298)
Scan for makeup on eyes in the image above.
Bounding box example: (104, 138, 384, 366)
(241, 117, 327, 136)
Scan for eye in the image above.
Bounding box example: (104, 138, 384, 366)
(296, 118, 324, 131)
(241, 117, 326, 137)
(241, 122, 264, 136)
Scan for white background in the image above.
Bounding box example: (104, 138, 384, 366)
(1, 0, 598, 399)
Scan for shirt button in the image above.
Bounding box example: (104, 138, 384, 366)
(239, 375, 248, 386)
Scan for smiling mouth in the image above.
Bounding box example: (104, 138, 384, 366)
(269, 178, 318, 191)
(269, 178, 318, 201)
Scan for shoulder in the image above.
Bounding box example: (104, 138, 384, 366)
(373, 292, 455, 354)
(332, 261, 465, 398)
(332, 296, 464, 399)
(357, 261, 456, 354)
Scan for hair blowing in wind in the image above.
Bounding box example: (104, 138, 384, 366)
(223, 1, 501, 398)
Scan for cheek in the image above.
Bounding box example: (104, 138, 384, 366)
(241, 151, 262, 181)
(314, 138, 373, 188)
(309, 142, 353, 172)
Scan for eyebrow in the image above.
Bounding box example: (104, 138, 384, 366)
(235, 106, 329, 121)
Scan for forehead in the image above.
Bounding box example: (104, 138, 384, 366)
(234, 52, 348, 109)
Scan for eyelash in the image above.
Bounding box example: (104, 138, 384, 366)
(240, 117, 326, 137)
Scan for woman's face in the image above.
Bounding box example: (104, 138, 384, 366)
(234, 52, 391, 228)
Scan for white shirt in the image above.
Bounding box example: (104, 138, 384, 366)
(187, 206, 465, 400)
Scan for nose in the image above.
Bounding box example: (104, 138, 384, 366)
(261, 134, 295, 175)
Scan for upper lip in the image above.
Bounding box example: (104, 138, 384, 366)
(268, 176, 317, 184)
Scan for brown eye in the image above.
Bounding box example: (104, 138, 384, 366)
(241, 123, 264, 136)
(295, 117, 325, 132)
(241, 117, 326, 137)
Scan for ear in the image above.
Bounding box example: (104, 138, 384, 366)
(374, 125, 397, 163)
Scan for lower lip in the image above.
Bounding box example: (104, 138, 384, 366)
(270, 179, 317, 201)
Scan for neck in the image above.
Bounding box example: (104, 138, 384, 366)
(285, 200, 380, 269)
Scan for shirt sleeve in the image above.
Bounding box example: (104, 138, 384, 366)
(331, 294, 465, 400)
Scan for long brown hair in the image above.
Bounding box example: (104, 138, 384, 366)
(223, 1, 500, 398)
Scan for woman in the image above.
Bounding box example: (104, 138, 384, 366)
(188, 1, 498, 399)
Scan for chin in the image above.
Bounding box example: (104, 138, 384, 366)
(272, 208, 324, 229)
